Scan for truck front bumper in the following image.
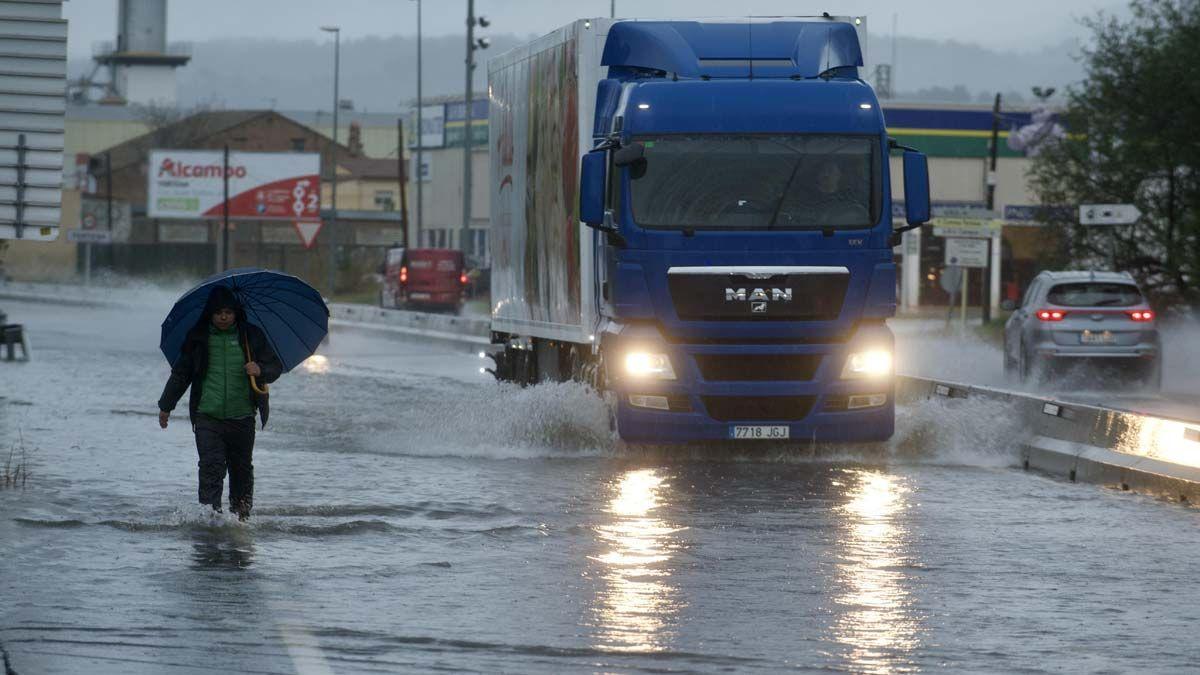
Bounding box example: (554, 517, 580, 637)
(614, 387, 895, 443)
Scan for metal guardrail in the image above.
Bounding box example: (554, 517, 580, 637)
(897, 376, 1200, 502)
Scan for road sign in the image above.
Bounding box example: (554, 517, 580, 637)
(1079, 203, 1140, 225)
(294, 221, 323, 249)
(67, 229, 112, 244)
(932, 217, 1002, 239)
(79, 197, 132, 242)
(944, 237, 988, 268)
(939, 265, 963, 295)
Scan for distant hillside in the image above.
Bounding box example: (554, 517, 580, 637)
(68, 31, 1085, 111)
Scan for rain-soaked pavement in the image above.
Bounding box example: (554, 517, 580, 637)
(2, 298, 1200, 673)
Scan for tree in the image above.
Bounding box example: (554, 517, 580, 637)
(1029, 0, 1200, 311)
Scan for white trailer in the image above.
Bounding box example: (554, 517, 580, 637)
(487, 19, 615, 346)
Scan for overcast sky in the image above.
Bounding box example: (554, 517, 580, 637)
(65, 0, 1129, 59)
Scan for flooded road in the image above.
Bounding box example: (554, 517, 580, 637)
(3, 298, 1199, 673)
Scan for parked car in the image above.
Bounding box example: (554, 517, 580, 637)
(379, 247, 467, 313)
(1003, 271, 1160, 387)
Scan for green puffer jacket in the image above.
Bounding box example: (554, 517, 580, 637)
(158, 321, 282, 428)
(197, 325, 255, 419)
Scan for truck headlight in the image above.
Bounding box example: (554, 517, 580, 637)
(624, 351, 676, 380)
(841, 349, 892, 379)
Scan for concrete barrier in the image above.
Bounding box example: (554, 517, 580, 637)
(328, 303, 489, 340)
(897, 375, 1200, 502)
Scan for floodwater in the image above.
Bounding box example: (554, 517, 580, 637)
(3, 298, 1199, 673)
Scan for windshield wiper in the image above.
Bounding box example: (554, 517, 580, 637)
(767, 158, 805, 228)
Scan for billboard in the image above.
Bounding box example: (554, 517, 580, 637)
(148, 150, 321, 221)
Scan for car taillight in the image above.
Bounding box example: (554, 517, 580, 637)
(1036, 309, 1066, 321)
(460, 273, 468, 285)
(399, 266, 408, 284)
(1129, 310, 1154, 321)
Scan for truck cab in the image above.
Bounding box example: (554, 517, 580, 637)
(489, 18, 930, 443)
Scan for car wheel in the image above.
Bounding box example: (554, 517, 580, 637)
(1018, 345, 1032, 383)
(1003, 340, 1016, 380)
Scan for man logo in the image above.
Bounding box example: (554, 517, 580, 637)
(725, 287, 792, 304)
(751, 302, 768, 313)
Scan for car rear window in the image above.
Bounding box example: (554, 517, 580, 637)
(1046, 282, 1143, 307)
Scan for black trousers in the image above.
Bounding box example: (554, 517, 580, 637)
(194, 415, 256, 514)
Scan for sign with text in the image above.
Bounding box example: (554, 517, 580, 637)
(148, 150, 321, 222)
(1079, 203, 1141, 225)
(67, 229, 112, 244)
(944, 237, 988, 268)
(932, 217, 1002, 239)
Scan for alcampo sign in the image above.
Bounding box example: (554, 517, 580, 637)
(148, 150, 321, 222)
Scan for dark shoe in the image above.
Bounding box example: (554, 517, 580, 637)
(236, 510, 250, 522)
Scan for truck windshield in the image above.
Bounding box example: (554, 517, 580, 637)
(629, 134, 881, 230)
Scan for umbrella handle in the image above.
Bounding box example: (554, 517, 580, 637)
(243, 341, 270, 395)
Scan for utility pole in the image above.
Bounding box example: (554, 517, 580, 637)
(222, 144, 230, 271)
(462, 3, 489, 256)
(414, 0, 423, 247)
(321, 26, 341, 296)
(983, 92, 1001, 324)
(398, 117, 410, 248)
(462, 0, 475, 255)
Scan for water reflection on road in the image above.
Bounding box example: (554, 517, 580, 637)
(590, 468, 683, 652)
(833, 470, 922, 673)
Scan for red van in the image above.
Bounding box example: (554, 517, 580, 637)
(380, 247, 467, 312)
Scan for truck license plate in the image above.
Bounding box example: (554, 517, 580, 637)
(730, 425, 790, 440)
(409, 292, 431, 300)
(1080, 330, 1114, 345)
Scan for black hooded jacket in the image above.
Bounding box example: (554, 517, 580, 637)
(158, 288, 283, 428)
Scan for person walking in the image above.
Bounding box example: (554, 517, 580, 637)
(158, 286, 282, 521)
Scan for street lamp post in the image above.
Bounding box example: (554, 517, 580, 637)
(321, 25, 341, 297)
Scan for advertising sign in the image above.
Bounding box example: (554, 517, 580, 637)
(148, 150, 321, 222)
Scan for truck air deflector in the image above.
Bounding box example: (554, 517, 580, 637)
(601, 20, 863, 79)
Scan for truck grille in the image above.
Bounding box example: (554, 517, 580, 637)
(694, 354, 821, 381)
(701, 396, 815, 422)
(668, 269, 849, 321)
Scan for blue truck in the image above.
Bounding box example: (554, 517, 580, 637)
(487, 17, 930, 443)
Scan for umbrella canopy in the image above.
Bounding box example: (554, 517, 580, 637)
(161, 268, 329, 373)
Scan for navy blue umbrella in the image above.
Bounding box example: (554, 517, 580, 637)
(160, 268, 329, 373)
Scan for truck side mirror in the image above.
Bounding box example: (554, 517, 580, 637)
(580, 151, 606, 226)
(903, 150, 931, 226)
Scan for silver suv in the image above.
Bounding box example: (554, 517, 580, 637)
(1003, 271, 1160, 387)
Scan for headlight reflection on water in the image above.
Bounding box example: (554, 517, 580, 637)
(591, 468, 682, 653)
(833, 470, 922, 674)
(301, 354, 330, 374)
